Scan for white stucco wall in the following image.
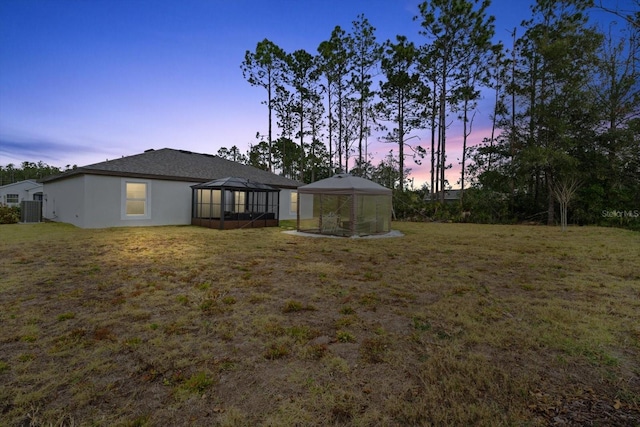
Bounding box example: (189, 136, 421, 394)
(297, 193, 314, 219)
(44, 174, 297, 228)
(43, 176, 86, 227)
(42, 175, 196, 228)
(84, 176, 199, 228)
(278, 188, 297, 221)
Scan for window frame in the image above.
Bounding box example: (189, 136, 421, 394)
(6, 194, 19, 204)
(121, 179, 151, 220)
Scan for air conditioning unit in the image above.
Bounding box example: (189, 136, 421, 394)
(21, 201, 43, 223)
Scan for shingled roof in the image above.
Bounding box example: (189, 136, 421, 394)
(40, 148, 301, 188)
(298, 174, 392, 195)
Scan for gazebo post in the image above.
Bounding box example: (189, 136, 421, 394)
(318, 194, 323, 233)
(350, 193, 356, 236)
(208, 189, 213, 229)
(219, 186, 225, 230)
(296, 191, 300, 231)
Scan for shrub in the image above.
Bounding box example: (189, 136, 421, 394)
(392, 189, 428, 220)
(0, 205, 20, 224)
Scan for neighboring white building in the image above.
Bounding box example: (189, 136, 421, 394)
(40, 148, 301, 228)
(0, 180, 43, 206)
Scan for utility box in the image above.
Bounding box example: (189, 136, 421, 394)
(21, 200, 42, 223)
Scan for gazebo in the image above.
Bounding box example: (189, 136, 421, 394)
(296, 174, 392, 237)
(191, 177, 279, 229)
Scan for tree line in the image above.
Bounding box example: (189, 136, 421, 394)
(0, 162, 74, 186)
(468, 0, 639, 228)
(217, 0, 638, 228)
(4, 0, 637, 229)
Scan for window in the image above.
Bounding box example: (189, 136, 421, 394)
(126, 183, 147, 215)
(122, 180, 150, 219)
(290, 191, 298, 214)
(6, 194, 19, 204)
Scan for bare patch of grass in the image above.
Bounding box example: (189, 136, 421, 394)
(0, 222, 639, 425)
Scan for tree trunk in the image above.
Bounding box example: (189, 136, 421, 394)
(299, 106, 305, 182)
(439, 64, 447, 204)
(337, 83, 343, 172)
(327, 83, 334, 175)
(398, 88, 405, 192)
(430, 80, 437, 201)
(546, 170, 555, 226)
(461, 96, 469, 203)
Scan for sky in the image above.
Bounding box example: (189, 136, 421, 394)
(0, 0, 633, 187)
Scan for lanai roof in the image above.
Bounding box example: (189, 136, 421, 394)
(40, 148, 300, 188)
(192, 177, 276, 191)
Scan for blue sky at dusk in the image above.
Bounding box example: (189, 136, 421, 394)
(0, 0, 632, 186)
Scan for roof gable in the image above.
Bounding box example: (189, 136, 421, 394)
(0, 180, 42, 190)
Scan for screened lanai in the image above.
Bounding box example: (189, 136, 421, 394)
(191, 177, 279, 229)
(297, 174, 392, 237)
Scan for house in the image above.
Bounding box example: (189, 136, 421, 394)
(425, 189, 462, 203)
(39, 148, 301, 228)
(0, 180, 43, 206)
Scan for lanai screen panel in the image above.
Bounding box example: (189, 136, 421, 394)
(191, 177, 280, 229)
(195, 189, 222, 218)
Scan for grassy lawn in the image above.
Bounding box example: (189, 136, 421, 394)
(1, 221, 639, 426)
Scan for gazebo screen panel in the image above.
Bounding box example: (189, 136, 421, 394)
(355, 194, 391, 234)
(297, 193, 317, 232)
(297, 193, 353, 236)
(320, 194, 352, 236)
(297, 192, 391, 236)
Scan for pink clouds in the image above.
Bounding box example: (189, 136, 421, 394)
(364, 122, 497, 189)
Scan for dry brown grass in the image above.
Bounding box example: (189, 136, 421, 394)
(1, 221, 639, 426)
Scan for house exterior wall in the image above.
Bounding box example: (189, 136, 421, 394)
(84, 175, 199, 228)
(279, 188, 297, 221)
(43, 176, 86, 227)
(0, 180, 43, 206)
(44, 174, 297, 228)
(299, 193, 314, 219)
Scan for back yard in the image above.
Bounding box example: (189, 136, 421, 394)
(0, 222, 639, 426)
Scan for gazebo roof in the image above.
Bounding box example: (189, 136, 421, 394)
(191, 177, 277, 191)
(298, 174, 392, 195)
